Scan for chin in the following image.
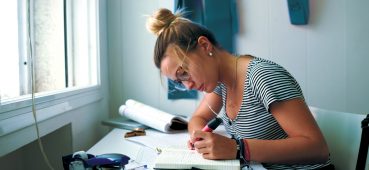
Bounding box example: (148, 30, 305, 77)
(204, 85, 215, 93)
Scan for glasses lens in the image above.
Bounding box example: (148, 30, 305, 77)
(176, 66, 190, 81)
(168, 79, 187, 91)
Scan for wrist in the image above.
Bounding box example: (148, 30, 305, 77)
(236, 139, 250, 162)
(235, 139, 240, 159)
(243, 139, 250, 161)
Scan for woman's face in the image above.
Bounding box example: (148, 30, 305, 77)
(160, 45, 218, 93)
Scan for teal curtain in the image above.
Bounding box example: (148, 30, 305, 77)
(175, 0, 238, 52)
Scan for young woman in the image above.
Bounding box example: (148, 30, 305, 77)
(146, 8, 333, 169)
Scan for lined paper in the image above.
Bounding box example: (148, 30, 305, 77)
(154, 148, 240, 170)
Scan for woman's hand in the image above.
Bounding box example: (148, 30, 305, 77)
(189, 130, 238, 160)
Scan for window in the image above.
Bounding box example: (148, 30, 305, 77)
(0, 0, 101, 137)
(0, 0, 99, 102)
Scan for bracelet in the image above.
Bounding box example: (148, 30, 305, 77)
(235, 139, 240, 159)
(243, 139, 250, 161)
(237, 139, 250, 162)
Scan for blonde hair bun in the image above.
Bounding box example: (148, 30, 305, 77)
(146, 8, 184, 36)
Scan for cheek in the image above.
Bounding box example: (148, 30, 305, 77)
(190, 66, 205, 82)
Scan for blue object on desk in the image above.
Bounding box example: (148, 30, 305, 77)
(287, 0, 309, 25)
(86, 153, 130, 167)
(62, 152, 130, 170)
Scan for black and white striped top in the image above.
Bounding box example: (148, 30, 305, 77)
(214, 57, 331, 169)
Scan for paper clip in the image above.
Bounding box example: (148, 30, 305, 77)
(155, 147, 162, 154)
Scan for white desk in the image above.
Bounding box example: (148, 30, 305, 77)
(87, 128, 159, 169)
(87, 126, 233, 169)
(88, 128, 196, 169)
(88, 127, 268, 170)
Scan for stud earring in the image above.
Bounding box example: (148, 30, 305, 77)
(209, 52, 213, 56)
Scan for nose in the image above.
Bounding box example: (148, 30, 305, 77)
(182, 81, 195, 90)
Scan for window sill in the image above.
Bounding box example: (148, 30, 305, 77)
(0, 86, 103, 137)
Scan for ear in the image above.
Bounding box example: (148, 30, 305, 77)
(197, 36, 213, 53)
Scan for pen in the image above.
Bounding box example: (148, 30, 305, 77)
(201, 117, 222, 132)
(194, 117, 222, 143)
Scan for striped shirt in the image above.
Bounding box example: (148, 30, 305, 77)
(214, 57, 331, 169)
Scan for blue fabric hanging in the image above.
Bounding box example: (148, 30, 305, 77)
(287, 0, 309, 25)
(175, 0, 204, 24)
(203, 0, 238, 53)
(174, 0, 239, 53)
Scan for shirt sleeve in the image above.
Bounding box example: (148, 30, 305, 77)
(213, 83, 223, 97)
(249, 62, 304, 111)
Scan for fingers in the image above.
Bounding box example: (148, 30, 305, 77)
(189, 131, 237, 160)
(193, 139, 207, 150)
(189, 130, 218, 159)
(191, 130, 208, 141)
(187, 140, 194, 150)
(195, 146, 215, 160)
(188, 130, 206, 150)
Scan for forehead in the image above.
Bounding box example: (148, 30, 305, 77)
(160, 46, 179, 80)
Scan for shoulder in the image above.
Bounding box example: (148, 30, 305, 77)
(248, 57, 290, 84)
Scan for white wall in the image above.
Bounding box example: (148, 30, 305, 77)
(108, 0, 369, 116)
(107, 0, 201, 118)
(237, 0, 369, 115)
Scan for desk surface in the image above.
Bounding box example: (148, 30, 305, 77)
(88, 128, 154, 169)
(88, 128, 188, 169)
(88, 126, 233, 169)
(87, 127, 265, 170)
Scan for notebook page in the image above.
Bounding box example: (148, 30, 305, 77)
(154, 148, 240, 170)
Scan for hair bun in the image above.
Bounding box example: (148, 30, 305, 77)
(146, 8, 179, 36)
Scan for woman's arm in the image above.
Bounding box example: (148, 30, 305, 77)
(192, 98, 330, 163)
(187, 92, 223, 149)
(246, 98, 330, 164)
(188, 92, 223, 133)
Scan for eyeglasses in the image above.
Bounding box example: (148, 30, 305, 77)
(175, 66, 190, 83)
(170, 66, 190, 91)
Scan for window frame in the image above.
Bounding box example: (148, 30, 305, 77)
(0, 0, 102, 137)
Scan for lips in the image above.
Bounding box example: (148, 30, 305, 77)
(198, 84, 205, 91)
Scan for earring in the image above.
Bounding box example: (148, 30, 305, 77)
(209, 52, 213, 56)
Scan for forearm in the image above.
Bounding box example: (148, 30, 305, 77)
(246, 137, 329, 164)
(188, 115, 208, 134)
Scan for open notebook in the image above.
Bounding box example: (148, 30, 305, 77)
(126, 126, 266, 169)
(154, 148, 240, 170)
(126, 128, 240, 169)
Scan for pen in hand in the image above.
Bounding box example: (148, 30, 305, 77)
(201, 117, 222, 133)
(191, 117, 222, 149)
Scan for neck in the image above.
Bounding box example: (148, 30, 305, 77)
(217, 52, 239, 90)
